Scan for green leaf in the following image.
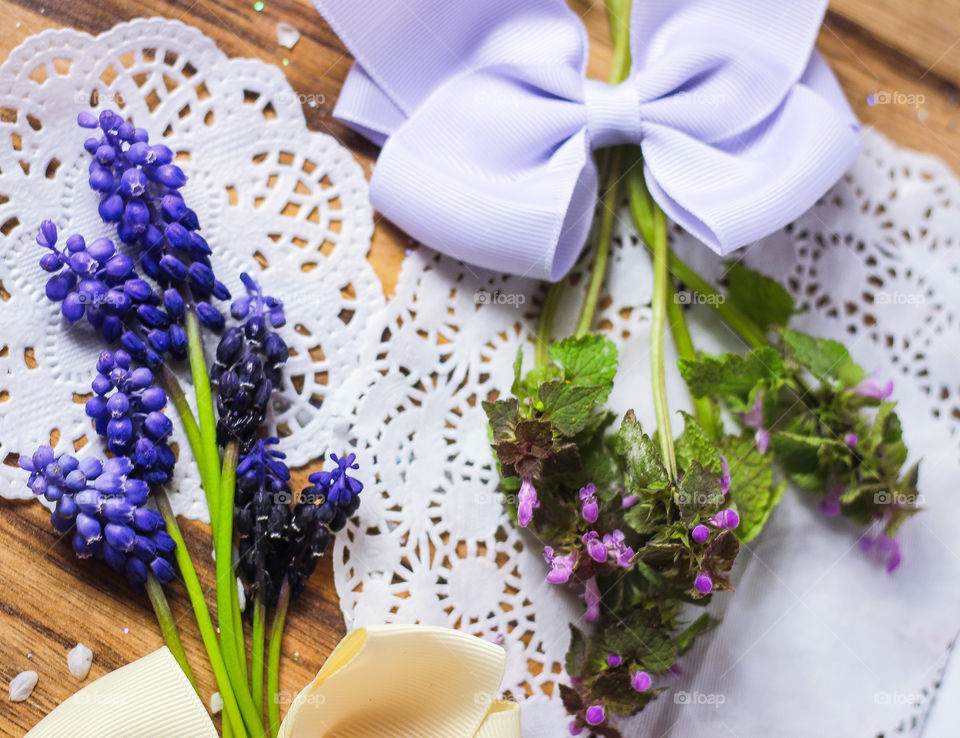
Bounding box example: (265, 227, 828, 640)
(538, 380, 605, 436)
(566, 625, 587, 678)
(674, 613, 716, 653)
(779, 328, 866, 389)
(770, 431, 844, 474)
(678, 347, 783, 411)
(675, 461, 723, 521)
(615, 410, 670, 492)
(482, 398, 518, 440)
(674, 411, 722, 475)
(724, 262, 795, 329)
(720, 433, 787, 542)
(549, 334, 618, 402)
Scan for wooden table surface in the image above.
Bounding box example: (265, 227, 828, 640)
(0, 1, 958, 735)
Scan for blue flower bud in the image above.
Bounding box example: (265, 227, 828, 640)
(83, 136, 100, 154)
(133, 127, 149, 143)
(102, 497, 135, 523)
(65, 469, 87, 492)
(169, 324, 187, 357)
(117, 122, 135, 141)
(187, 262, 215, 294)
(131, 535, 157, 561)
(150, 557, 176, 583)
(126, 141, 150, 164)
(106, 392, 129, 417)
(164, 222, 190, 249)
(146, 329, 171, 352)
(196, 301, 224, 330)
(105, 522, 136, 551)
(88, 165, 114, 191)
(99, 193, 124, 222)
(129, 367, 154, 389)
(72, 531, 99, 559)
(91, 374, 112, 395)
(212, 280, 231, 301)
(152, 530, 176, 555)
(123, 199, 151, 231)
(76, 512, 103, 543)
(51, 513, 74, 533)
(161, 194, 187, 221)
(94, 474, 123, 495)
(55, 494, 78, 521)
(103, 456, 134, 476)
(102, 542, 126, 573)
(125, 556, 148, 587)
(122, 479, 149, 506)
(133, 508, 162, 533)
(62, 292, 85, 322)
(140, 386, 167, 412)
(107, 417, 133, 447)
(154, 164, 187, 188)
(39, 252, 62, 272)
(94, 144, 116, 165)
(188, 233, 211, 256)
(159, 254, 187, 281)
(120, 330, 146, 356)
(45, 274, 73, 301)
(123, 278, 153, 301)
(151, 145, 174, 165)
(78, 457, 102, 478)
(119, 168, 147, 197)
(86, 237, 116, 263)
(77, 112, 98, 129)
(144, 411, 173, 440)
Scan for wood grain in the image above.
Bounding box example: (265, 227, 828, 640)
(0, 0, 958, 735)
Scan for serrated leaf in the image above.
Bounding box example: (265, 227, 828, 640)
(674, 613, 716, 653)
(615, 410, 670, 492)
(482, 397, 518, 440)
(675, 461, 723, 520)
(725, 262, 795, 329)
(770, 431, 844, 474)
(549, 334, 618, 402)
(679, 348, 783, 411)
(720, 433, 787, 542)
(674, 411, 722, 475)
(538, 380, 605, 436)
(566, 625, 587, 678)
(779, 328, 866, 389)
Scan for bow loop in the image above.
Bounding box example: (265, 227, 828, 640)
(314, 0, 860, 280)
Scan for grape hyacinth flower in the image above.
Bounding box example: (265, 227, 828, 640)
(212, 274, 289, 451)
(579, 483, 599, 523)
(36, 221, 187, 365)
(85, 350, 175, 484)
(307, 452, 363, 525)
(78, 110, 229, 328)
(18, 447, 176, 590)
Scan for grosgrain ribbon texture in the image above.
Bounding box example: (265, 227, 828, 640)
(313, 0, 860, 280)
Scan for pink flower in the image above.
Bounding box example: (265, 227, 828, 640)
(579, 483, 599, 523)
(622, 494, 639, 509)
(739, 392, 769, 454)
(583, 531, 607, 563)
(543, 546, 576, 584)
(517, 476, 539, 527)
(855, 369, 894, 400)
(585, 704, 605, 726)
(719, 454, 731, 495)
(694, 573, 713, 594)
(691, 523, 710, 544)
(631, 670, 652, 692)
(602, 529, 634, 567)
(844, 433, 859, 446)
(860, 532, 902, 573)
(709, 509, 740, 530)
(584, 576, 601, 623)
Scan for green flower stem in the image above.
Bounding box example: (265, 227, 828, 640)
(535, 281, 564, 368)
(231, 557, 248, 686)
(661, 250, 769, 350)
(267, 577, 291, 738)
(217, 441, 263, 737)
(650, 205, 679, 480)
(251, 589, 267, 721)
(666, 295, 723, 440)
(575, 148, 622, 339)
(185, 308, 221, 515)
(159, 365, 209, 496)
(154, 488, 247, 737)
(144, 571, 197, 692)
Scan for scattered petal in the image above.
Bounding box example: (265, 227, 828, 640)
(67, 643, 93, 680)
(9, 670, 38, 702)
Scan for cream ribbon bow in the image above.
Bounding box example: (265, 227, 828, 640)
(26, 625, 520, 738)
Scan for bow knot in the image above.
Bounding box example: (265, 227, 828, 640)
(315, 0, 859, 281)
(583, 78, 643, 149)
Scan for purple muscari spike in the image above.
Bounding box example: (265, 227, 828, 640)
(631, 671, 652, 692)
(584, 576, 601, 624)
(585, 704, 605, 726)
(739, 391, 769, 454)
(579, 483, 598, 523)
(710, 509, 740, 530)
(516, 476, 539, 528)
(691, 523, 710, 544)
(854, 369, 894, 400)
(18, 446, 176, 591)
(719, 454, 731, 495)
(602, 530, 634, 567)
(543, 546, 576, 584)
(583, 531, 607, 563)
(695, 573, 713, 594)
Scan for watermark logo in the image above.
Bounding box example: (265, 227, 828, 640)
(874, 491, 924, 506)
(675, 489, 724, 508)
(474, 288, 526, 307)
(868, 91, 925, 107)
(874, 691, 925, 706)
(674, 690, 726, 707)
(874, 291, 926, 306)
(675, 290, 725, 306)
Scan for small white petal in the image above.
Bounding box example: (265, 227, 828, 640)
(237, 578, 246, 612)
(276, 22, 300, 50)
(9, 670, 38, 702)
(68, 643, 93, 680)
(210, 691, 223, 714)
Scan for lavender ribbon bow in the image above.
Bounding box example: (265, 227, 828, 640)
(314, 0, 859, 281)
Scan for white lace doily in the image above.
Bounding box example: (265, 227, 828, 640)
(1, 18, 958, 738)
